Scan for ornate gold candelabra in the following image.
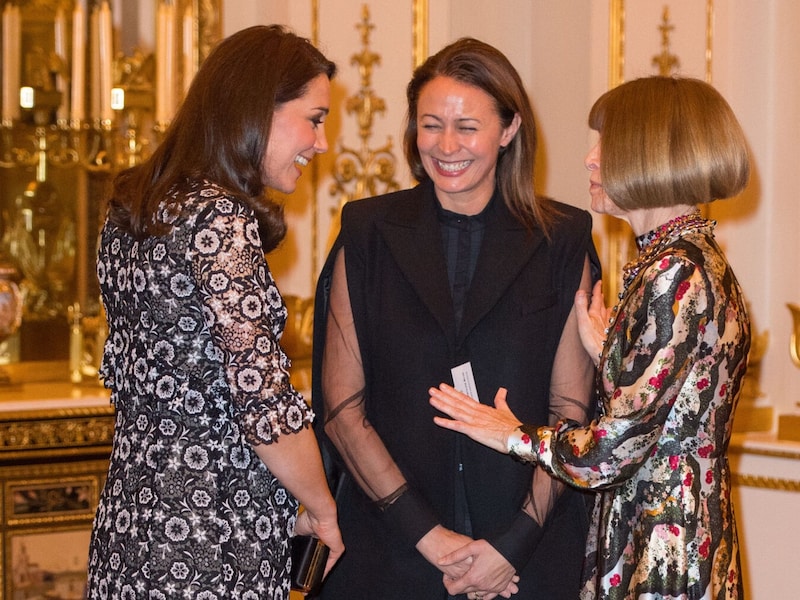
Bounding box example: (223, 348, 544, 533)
(0, 0, 221, 382)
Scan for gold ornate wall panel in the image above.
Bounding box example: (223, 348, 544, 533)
(609, 0, 713, 87)
(270, 0, 426, 295)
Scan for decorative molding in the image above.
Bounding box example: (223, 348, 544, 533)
(0, 409, 114, 458)
(608, 0, 624, 88)
(609, 0, 713, 85)
(5, 472, 101, 526)
(412, 0, 428, 68)
(326, 6, 400, 255)
(196, 0, 223, 64)
(729, 442, 800, 461)
(732, 473, 800, 492)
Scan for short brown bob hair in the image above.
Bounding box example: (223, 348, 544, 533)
(588, 76, 750, 210)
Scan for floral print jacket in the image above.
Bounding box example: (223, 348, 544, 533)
(523, 223, 749, 600)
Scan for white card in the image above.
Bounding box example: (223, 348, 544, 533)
(451, 361, 480, 402)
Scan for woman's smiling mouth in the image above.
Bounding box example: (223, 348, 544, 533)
(433, 158, 472, 173)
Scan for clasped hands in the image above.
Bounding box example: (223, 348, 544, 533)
(417, 525, 520, 599)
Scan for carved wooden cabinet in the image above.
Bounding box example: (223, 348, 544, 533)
(0, 379, 113, 599)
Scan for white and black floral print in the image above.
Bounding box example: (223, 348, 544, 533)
(88, 179, 312, 599)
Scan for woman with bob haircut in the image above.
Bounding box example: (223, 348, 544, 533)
(429, 76, 751, 600)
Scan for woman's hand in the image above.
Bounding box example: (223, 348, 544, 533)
(294, 507, 345, 579)
(439, 539, 520, 599)
(574, 279, 612, 364)
(429, 385, 522, 454)
(416, 525, 475, 581)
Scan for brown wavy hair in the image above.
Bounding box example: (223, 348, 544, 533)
(404, 37, 559, 236)
(107, 25, 336, 251)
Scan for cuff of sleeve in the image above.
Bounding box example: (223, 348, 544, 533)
(380, 485, 440, 546)
(487, 510, 545, 572)
(507, 424, 541, 463)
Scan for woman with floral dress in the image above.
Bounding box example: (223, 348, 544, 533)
(428, 76, 751, 600)
(87, 26, 343, 599)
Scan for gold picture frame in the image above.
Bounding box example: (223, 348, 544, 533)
(7, 476, 98, 525)
(6, 525, 93, 598)
(0, 458, 111, 599)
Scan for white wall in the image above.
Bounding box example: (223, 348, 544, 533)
(219, 1, 800, 419)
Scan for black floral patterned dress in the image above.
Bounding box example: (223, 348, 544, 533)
(87, 180, 313, 599)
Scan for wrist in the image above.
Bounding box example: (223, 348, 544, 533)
(303, 497, 338, 524)
(507, 425, 539, 463)
(380, 484, 439, 546)
(487, 510, 544, 572)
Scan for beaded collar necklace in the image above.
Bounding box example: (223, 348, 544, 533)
(621, 210, 710, 290)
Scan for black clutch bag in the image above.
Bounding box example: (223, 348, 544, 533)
(291, 424, 347, 595)
(290, 534, 329, 594)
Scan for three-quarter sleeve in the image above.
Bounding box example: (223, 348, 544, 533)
(190, 197, 312, 446)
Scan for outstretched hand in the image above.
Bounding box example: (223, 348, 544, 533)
(574, 279, 612, 364)
(429, 385, 522, 454)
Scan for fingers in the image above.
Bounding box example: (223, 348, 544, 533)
(574, 288, 589, 310)
(442, 539, 520, 600)
(590, 280, 610, 316)
(429, 384, 479, 421)
(438, 542, 475, 568)
(492, 387, 509, 411)
(592, 278, 604, 297)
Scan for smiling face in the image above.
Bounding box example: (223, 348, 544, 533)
(416, 76, 520, 214)
(262, 74, 331, 194)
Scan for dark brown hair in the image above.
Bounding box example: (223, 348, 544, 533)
(588, 76, 750, 210)
(404, 38, 558, 235)
(107, 25, 336, 251)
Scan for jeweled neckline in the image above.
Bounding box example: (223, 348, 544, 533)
(622, 210, 711, 290)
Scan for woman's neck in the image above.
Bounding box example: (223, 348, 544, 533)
(624, 204, 698, 237)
